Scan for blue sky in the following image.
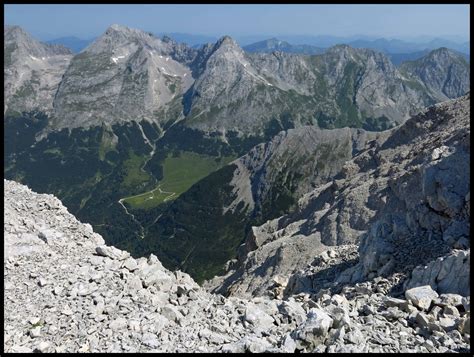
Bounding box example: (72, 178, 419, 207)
(4, 4, 470, 41)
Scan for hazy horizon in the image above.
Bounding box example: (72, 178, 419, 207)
(4, 4, 470, 43)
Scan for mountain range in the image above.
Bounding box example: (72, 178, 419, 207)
(243, 38, 325, 55)
(42, 31, 470, 59)
(4, 23, 470, 282)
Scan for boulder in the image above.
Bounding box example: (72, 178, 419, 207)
(405, 285, 439, 311)
(293, 308, 333, 348)
(244, 303, 275, 329)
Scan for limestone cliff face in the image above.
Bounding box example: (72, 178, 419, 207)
(223, 126, 378, 221)
(4, 25, 73, 115)
(51, 24, 194, 130)
(207, 94, 470, 299)
(400, 48, 470, 102)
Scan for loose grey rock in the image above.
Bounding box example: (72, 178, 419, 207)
(34, 341, 51, 353)
(406, 285, 439, 311)
(95, 245, 130, 261)
(109, 317, 128, 331)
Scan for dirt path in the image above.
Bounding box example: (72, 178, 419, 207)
(118, 198, 145, 239)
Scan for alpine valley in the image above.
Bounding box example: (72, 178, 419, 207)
(4, 24, 470, 283)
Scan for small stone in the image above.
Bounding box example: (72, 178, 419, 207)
(381, 307, 405, 321)
(123, 257, 138, 271)
(148, 254, 161, 265)
(244, 304, 275, 329)
(78, 343, 90, 353)
(30, 326, 42, 338)
(161, 305, 181, 322)
(28, 317, 41, 325)
(443, 305, 460, 317)
(10, 345, 33, 353)
(430, 305, 443, 320)
(142, 333, 160, 348)
(415, 312, 431, 329)
(439, 316, 457, 332)
(428, 322, 445, 333)
(55, 345, 67, 353)
(53, 286, 63, 296)
(34, 341, 50, 353)
(38, 278, 49, 287)
(461, 297, 470, 312)
(456, 315, 470, 335)
(247, 337, 272, 353)
(295, 308, 334, 347)
(280, 334, 297, 353)
(436, 294, 464, 308)
(128, 320, 140, 331)
(61, 306, 74, 316)
(384, 296, 409, 309)
(422, 339, 435, 352)
(109, 317, 127, 331)
(95, 245, 130, 260)
(344, 328, 365, 345)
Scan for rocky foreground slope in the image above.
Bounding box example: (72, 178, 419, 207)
(4, 178, 471, 353)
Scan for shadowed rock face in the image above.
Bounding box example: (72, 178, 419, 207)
(223, 126, 378, 220)
(207, 94, 470, 299)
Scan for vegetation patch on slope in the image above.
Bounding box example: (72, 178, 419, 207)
(122, 151, 235, 209)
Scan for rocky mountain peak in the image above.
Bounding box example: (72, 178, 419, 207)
(326, 43, 353, 53)
(400, 46, 470, 101)
(4, 25, 73, 115)
(429, 46, 460, 58)
(107, 23, 130, 32)
(4, 25, 72, 57)
(5, 24, 27, 39)
(214, 35, 240, 50)
(85, 24, 162, 54)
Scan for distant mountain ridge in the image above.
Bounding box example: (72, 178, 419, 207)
(46, 36, 95, 53)
(43, 30, 470, 56)
(347, 37, 469, 55)
(5, 24, 469, 137)
(243, 38, 470, 67)
(243, 38, 325, 55)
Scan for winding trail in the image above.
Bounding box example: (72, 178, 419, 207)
(117, 123, 158, 240)
(117, 116, 186, 240)
(118, 198, 145, 239)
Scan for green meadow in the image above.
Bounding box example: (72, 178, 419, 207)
(122, 151, 235, 210)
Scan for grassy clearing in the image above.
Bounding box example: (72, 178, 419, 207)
(122, 151, 235, 209)
(43, 148, 62, 155)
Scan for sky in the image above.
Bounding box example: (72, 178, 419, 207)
(4, 4, 470, 42)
